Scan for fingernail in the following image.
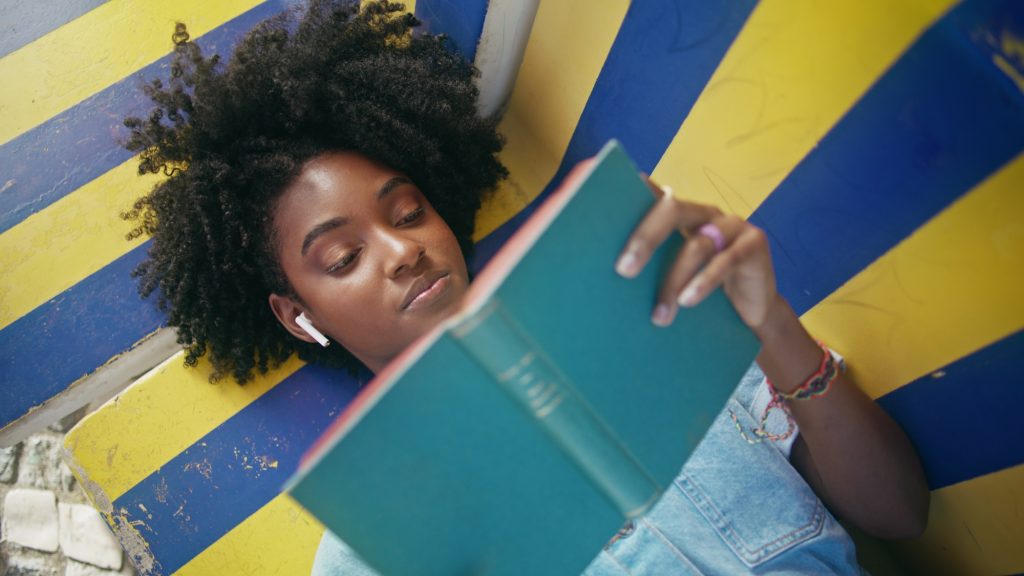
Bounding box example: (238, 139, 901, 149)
(616, 249, 639, 277)
(652, 303, 672, 326)
(678, 282, 700, 307)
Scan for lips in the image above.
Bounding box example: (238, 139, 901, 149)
(401, 271, 450, 310)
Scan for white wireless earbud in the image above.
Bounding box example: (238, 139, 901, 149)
(296, 312, 330, 347)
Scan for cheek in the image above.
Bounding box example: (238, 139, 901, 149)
(436, 224, 467, 267)
(316, 282, 389, 331)
(310, 276, 403, 346)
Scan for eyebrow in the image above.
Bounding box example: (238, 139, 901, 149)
(300, 176, 414, 256)
(376, 176, 412, 200)
(301, 216, 349, 256)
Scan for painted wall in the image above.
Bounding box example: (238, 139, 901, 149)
(0, 0, 1020, 574)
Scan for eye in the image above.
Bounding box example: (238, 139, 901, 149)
(397, 206, 424, 226)
(326, 247, 361, 274)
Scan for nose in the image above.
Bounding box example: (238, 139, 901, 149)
(381, 230, 425, 279)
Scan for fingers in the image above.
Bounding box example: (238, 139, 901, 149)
(676, 224, 768, 309)
(615, 188, 720, 279)
(651, 214, 745, 326)
(616, 181, 776, 329)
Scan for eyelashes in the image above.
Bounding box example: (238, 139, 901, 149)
(397, 206, 424, 225)
(326, 246, 361, 273)
(324, 206, 424, 273)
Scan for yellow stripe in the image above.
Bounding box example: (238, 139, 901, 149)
(0, 160, 156, 330)
(650, 0, 956, 217)
(64, 352, 303, 501)
(364, 0, 416, 12)
(0, 0, 263, 146)
(889, 464, 1024, 575)
(801, 153, 1024, 398)
(475, 0, 628, 239)
(175, 494, 324, 576)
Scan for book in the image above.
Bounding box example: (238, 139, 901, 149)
(285, 141, 761, 576)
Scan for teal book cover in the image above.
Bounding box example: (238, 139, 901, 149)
(285, 141, 761, 576)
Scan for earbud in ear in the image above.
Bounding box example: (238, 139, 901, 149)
(296, 312, 330, 347)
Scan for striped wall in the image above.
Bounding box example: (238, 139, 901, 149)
(0, 0, 1014, 573)
(0, 0, 307, 442)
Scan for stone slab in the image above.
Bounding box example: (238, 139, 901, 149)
(58, 503, 124, 570)
(2, 488, 60, 552)
(0, 442, 19, 482)
(16, 435, 64, 489)
(4, 552, 53, 576)
(66, 558, 129, 576)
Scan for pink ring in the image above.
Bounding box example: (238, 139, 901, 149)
(697, 223, 726, 253)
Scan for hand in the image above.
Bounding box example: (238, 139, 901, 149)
(615, 182, 781, 331)
(614, 180, 931, 538)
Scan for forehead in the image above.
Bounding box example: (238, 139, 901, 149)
(274, 152, 398, 230)
(288, 151, 393, 204)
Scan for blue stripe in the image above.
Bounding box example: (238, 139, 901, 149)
(110, 363, 362, 575)
(748, 0, 1024, 316)
(0, 0, 110, 58)
(414, 0, 489, 62)
(0, 244, 163, 428)
(877, 330, 1024, 490)
(472, 0, 759, 270)
(0, 0, 299, 235)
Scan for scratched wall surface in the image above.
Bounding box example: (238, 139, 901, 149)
(0, 0, 1017, 574)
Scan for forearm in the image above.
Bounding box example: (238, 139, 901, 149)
(752, 295, 930, 538)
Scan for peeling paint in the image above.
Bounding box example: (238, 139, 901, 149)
(977, 25, 1024, 94)
(183, 458, 213, 480)
(255, 454, 279, 470)
(993, 53, 1024, 93)
(61, 446, 161, 575)
(153, 476, 169, 504)
(111, 506, 161, 574)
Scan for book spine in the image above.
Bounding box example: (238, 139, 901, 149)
(452, 300, 661, 519)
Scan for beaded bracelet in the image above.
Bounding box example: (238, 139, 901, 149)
(768, 341, 839, 401)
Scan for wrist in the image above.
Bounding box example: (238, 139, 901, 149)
(752, 295, 822, 394)
(751, 292, 796, 343)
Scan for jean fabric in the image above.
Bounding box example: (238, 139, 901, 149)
(311, 364, 862, 575)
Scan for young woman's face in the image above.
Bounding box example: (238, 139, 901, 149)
(270, 151, 469, 372)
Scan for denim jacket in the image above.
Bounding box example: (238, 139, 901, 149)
(311, 364, 862, 575)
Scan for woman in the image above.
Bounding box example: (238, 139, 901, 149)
(125, 1, 928, 573)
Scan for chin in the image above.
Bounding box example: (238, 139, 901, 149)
(434, 278, 467, 321)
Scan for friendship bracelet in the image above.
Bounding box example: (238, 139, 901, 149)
(768, 341, 839, 401)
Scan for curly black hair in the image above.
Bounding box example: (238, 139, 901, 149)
(123, 0, 507, 383)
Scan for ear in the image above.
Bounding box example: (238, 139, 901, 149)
(268, 293, 319, 345)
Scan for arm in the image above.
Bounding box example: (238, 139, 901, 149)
(616, 186, 929, 539)
(755, 295, 929, 539)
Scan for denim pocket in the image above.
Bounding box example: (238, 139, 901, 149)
(674, 399, 825, 568)
(591, 517, 707, 575)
